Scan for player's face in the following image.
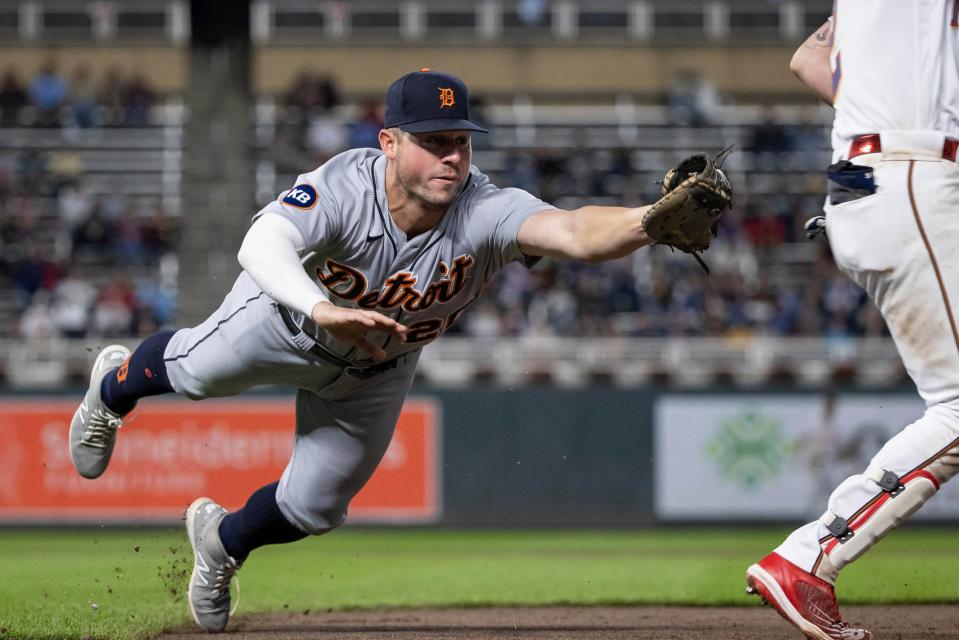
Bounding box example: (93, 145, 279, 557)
(395, 130, 472, 208)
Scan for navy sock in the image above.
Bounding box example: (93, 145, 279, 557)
(218, 482, 308, 562)
(100, 330, 176, 415)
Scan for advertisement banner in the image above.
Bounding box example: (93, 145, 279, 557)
(0, 398, 441, 524)
(655, 394, 959, 520)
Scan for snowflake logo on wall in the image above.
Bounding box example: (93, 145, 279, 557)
(706, 409, 792, 489)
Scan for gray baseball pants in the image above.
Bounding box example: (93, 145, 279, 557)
(162, 273, 420, 533)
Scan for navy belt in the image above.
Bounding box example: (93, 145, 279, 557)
(276, 304, 400, 378)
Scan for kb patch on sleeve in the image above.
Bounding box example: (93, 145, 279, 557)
(282, 184, 318, 209)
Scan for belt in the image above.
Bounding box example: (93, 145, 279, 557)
(276, 304, 400, 378)
(849, 133, 959, 161)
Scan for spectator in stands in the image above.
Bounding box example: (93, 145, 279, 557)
(605, 259, 642, 314)
(47, 150, 85, 189)
(124, 74, 155, 127)
(19, 290, 58, 338)
(742, 202, 788, 247)
(0, 69, 28, 127)
(502, 152, 540, 194)
(315, 74, 341, 112)
(50, 268, 95, 338)
(286, 72, 341, 112)
(822, 272, 864, 334)
(347, 98, 384, 149)
(113, 210, 145, 263)
(286, 71, 316, 111)
(134, 275, 176, 332)
(141, 203, 178, 259)
(306, 111, 347, 165)
(97, 66, 126, 126)
(667, 69, 721, 126)
(72, 208, 114, 262)
(529, 280, 578, 335)
(16, 148, 49, 193)
(57, 178, 94, 236)
(742, 274, 778, 333)
(67, 65, 98, 129)
(11, 242, 53, 306)
(463, 300, 504, 338)
(792, 105, 831, 153)
(746, 107, 794, 155)
(91, 275, 135, 336)
(533, 149, 569, 203)
(98, 190, 127, 221)
(29, 60, 67, 127)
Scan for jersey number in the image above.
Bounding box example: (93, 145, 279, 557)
(403, 300, 473, 344)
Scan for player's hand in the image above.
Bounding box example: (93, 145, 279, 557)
(310, 302, 408, 360)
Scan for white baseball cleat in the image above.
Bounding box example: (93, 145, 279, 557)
(69, 344, 131, 479)
(185, 497, 241, 633)
(746, 552, 872, 640)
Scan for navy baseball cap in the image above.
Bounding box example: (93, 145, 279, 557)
(384, 68, 489, 134)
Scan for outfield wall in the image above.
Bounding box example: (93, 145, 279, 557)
(3, 388, 957, 525)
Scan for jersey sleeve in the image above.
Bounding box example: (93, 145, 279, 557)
(468, 182, 555, 273)
(252, 166, 342, 254)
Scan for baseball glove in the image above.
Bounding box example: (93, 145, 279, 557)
(642, 147, 733, 258)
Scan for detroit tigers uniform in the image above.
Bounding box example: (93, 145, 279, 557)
(773, 0, 959, 583)
(67, 69, 563, 632)
(164, 147, 552, 532)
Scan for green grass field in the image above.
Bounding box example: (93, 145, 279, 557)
(2, 527, 957, 640)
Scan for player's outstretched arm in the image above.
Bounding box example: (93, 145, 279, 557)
(516, 205, 654, 263)
(518, 150, 732, 263)
(790, 19, 835, 105)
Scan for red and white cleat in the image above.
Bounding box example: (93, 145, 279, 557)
(746, 552, 872, 640)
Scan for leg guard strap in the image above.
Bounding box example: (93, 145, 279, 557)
(864, 465, 905, 495)
(818, 510, 854, 543)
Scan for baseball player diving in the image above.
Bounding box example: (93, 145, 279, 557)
(746, 2, 959, 639)
(67, 69, 731, 632)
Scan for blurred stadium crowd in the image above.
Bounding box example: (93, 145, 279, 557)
(0, 65, 887, 342)
(1, 61, 156, 128)
(0, 62, 176, 339)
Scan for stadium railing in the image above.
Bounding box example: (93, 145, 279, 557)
(0, 333, 904, 389)
(255, 0, 833, 44)
(0, 0, 187, 44)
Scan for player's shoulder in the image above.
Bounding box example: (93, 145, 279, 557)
(288, 148, 382, 205)
(309, 148, 382, 183)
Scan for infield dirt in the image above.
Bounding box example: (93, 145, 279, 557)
(155, 605, 959, 639)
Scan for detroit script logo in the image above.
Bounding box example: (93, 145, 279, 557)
(316, 254, 476, 343)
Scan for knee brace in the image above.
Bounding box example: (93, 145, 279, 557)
(814, 442, 959, 582)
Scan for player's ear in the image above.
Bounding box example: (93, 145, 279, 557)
(380, 128, 401, 159)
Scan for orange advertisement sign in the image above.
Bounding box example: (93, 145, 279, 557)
(0, 398, 441, 524)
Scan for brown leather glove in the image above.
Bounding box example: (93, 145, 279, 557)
(643, 150, 733, 254)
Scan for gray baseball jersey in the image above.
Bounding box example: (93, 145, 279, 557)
(161, 147, 553, 533)
(254, 147, 553, 365)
